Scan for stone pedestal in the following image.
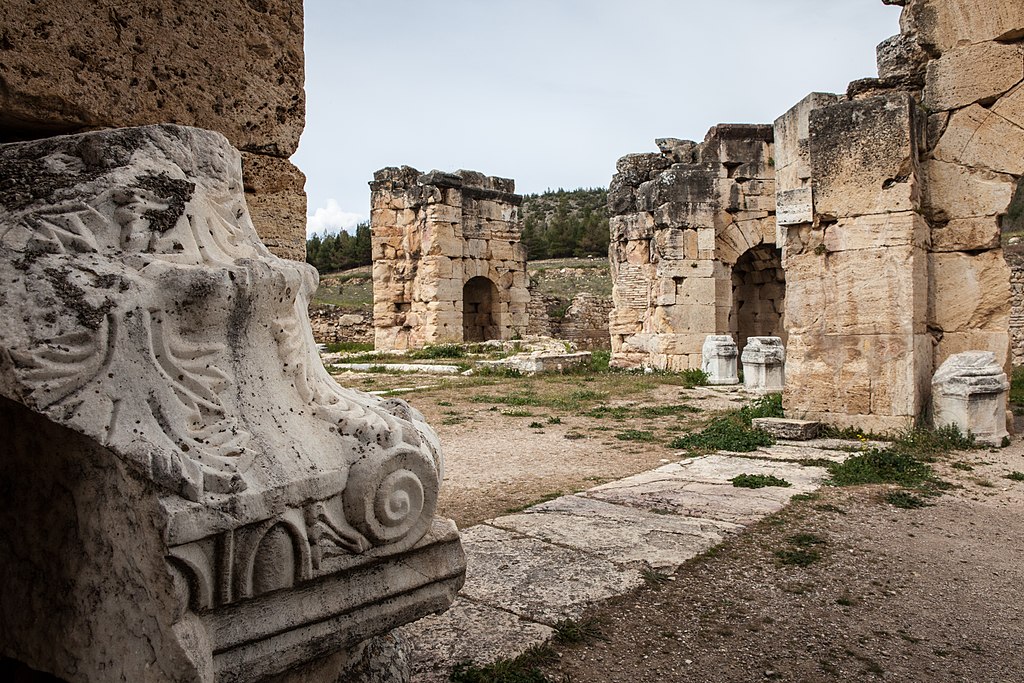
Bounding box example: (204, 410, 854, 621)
(741, 337, 786, 394)
(0, 125, 465, 682)
(932, 351, 1010, 446)
(701, 335, 740, 385)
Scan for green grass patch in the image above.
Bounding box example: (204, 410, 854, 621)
(731, 473, 792, 489)
(546, 416, 562, 425)
(788, 532, 827, 547)
(886, 490, 929, 509)
(552, 617, 607, 645)
(615, 429, 656, 442)
(680, 368, 709, 388)
(322, 341, 375, 353)
(951, 461, 974, 471)
(407, 344, 466, 360)
(450, 644, 557, 683)
(1006, 471, 1024, 481)
(641, 566, 671, 589)
(826, 448, 935, 488)
(501, 409, 535, 417)
(528, 421, 544, 429)
(775, 547, 821, 567)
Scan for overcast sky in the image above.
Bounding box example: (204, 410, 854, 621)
(293, 0, 901, 236)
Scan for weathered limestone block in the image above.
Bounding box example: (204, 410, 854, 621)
(821, 211, 930, 253)
(809, 93, 922, 220)
(924, 41, 1024, 112)
(876, 33, 930, 79)
(921, 159, 1016, 222)
(741, 337, 786, 394)
(774, 92, 840, 227)
(242, 153, 307, 261)
(931, 216, 1001, 252)
(932, 351, 1009, 445)
(751, 418, 820, 441)
(701, 335, 739, 385)
(0, 126, 464, 682)
(900, 0, 1024, 54)
(932, 104, 1024, 176)
(785, 246, 927, 337)
(993, 83, 1024, 130)
(783, 332, 933, 433)
(929, 250, 1011, 338)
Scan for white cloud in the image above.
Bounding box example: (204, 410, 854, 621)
(306, 199, 365, 237)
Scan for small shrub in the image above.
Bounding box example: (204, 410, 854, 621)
(737, 393, 784, 422)
(408, 344, 465, 360)
(615, 429, 656, 442)
(449, 644, 556, 683)
(641, 566, 670, 589)
(564, 431, 585, 440)
(553, 617, 606, 645)
(731, 473, 792, 489)
(886, 490, 929, 509)
(323, 341, 375, 353)
(588, 350, 611, 373)
(827, 448, 934, 488)
(669, 418, 775, 452)
(951, 461, 974, 471)
(546, 416, 562, 425)
(528, 421, 544, 429)
(775, 548, 821, 567)
(680, 368, 709, 388)
(1005, 471, 1024, 481)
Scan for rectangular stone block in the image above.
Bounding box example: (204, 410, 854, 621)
(776, 187, 813, 226)
(924, 41, 1024, 112)
(922, 159, 1015, 222)
(774, 92, 840, 189)
(932, 104, 1024, 177)
(822, 211, 929, 252)
(751, 418, 820, 441)
(809, 92, 921, 219)
(929, 250, 1011, 334)
(785, 245, 927, 336)
(783, 332, 931, 424)
(906, 0, 1024, 55)
(656, 260, 715, 279)
(931, 216, 1001, 252)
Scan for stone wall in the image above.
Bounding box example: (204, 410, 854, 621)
(309, 306, 374, 346)
(776, 0, 1021, 432)
(0, 0, 307, 260)
(1007, 250, 1024, 367)
(527, 293, 613, 350)
(608, 125, 780, 370)
(370, 167, 530, 350)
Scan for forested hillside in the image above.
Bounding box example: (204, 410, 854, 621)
(520, 187, 609, 260)
(304, 187, 610, 273)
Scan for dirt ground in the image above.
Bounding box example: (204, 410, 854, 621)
(337, 368, 1024, 682)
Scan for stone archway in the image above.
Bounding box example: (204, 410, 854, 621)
(730, 244, 785, 351)
(463, 276, 500, 342)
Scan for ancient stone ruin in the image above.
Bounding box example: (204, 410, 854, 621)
(370, 167, 530, 350)
(610, 0, 1023, 433)
(0, 125, 465, 681)
(608, 125, 782, 371)
(0, 0, 308, 261)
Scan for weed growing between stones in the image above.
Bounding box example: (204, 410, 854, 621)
(731, 473, 792, 489)
(552, 617, 606, 645)
(668, 394, 782, 453)
(680, 368, 709, 388)
(408, 344, 466, 360)
(322, 340, 375, 353)
(641, 566, 671, 589)
(449, 644, 557, 683)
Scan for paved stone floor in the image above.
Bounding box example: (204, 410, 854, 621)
(401, 439, 855, 681)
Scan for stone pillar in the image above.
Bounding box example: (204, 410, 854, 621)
(701, 335, 740, 385)
(932, 351, 1010, 446)
(370, 167, 529, 351)
(0, 126, 464, 682)
(741, 337, 786, 394)
(0, 0, 307, 260)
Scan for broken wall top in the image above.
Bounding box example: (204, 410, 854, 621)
(372, 166, 521, 205)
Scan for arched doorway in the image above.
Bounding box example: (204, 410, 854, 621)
(730, 244, 785, 351)
(463, 276, 500, 342)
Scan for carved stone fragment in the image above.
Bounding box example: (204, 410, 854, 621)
(741, 337, 786, 394)
(0, 124, 464, 682)
(932, 351, 1010, 446)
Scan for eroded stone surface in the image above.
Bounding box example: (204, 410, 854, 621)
(490, 495, 741, 571)
(0, 125, 464, 682)
(932, 351, 1010, 445)
(458, 525, 643, 624)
